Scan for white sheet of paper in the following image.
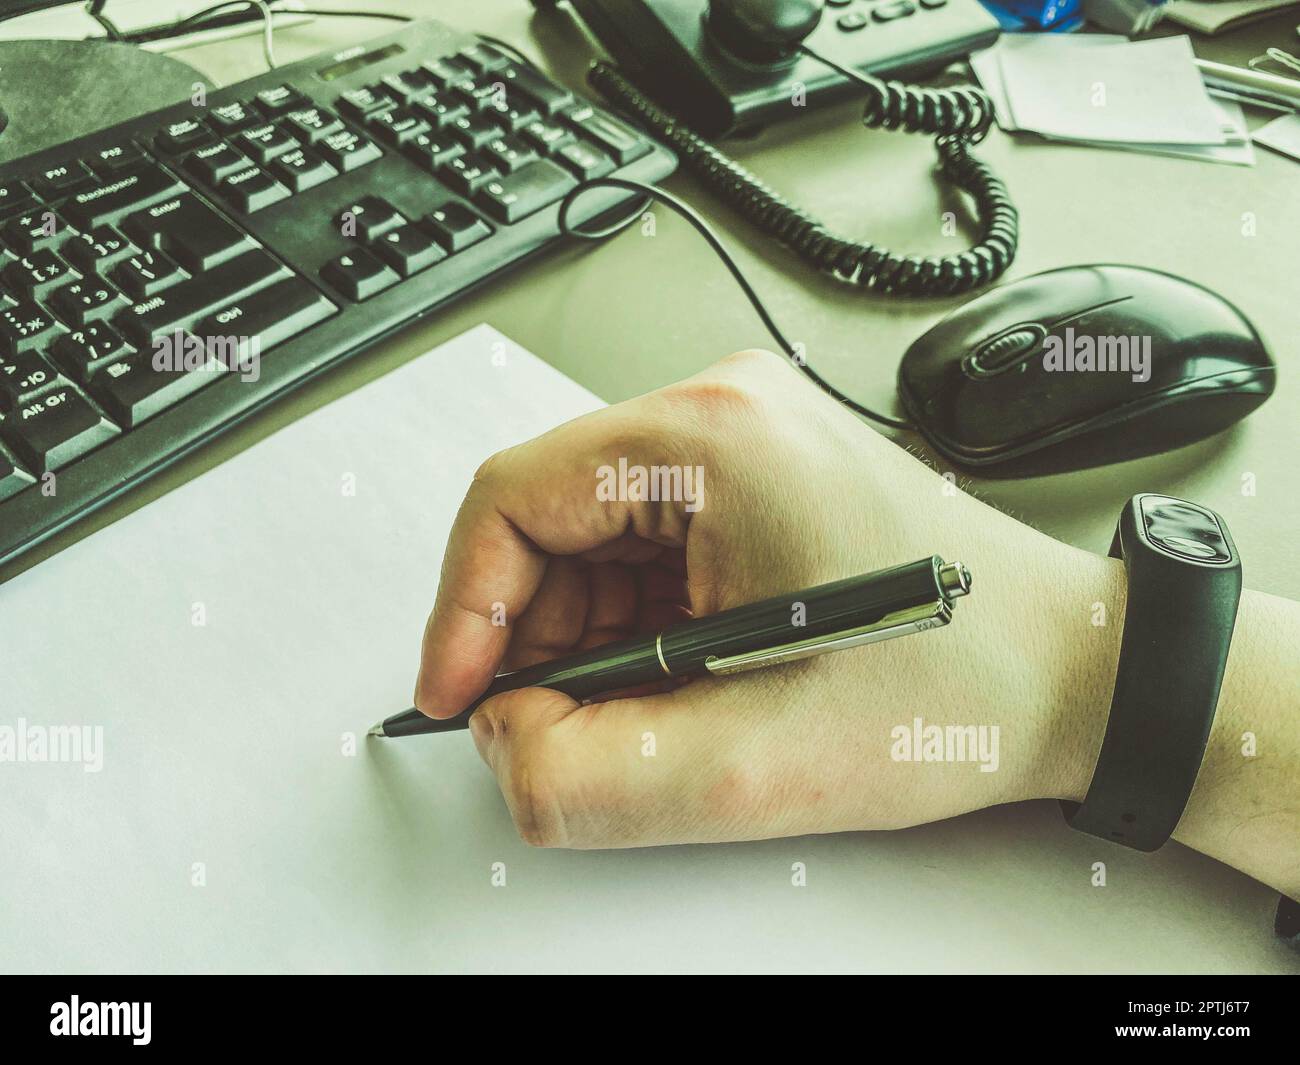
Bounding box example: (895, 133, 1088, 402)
(1, 325, 1291, 973)
(1253, 112, 1300, 162)
(972, 37, 1253, 165)
(996, 35, 1228, 146)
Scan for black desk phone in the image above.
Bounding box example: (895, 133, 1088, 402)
(532, 0, 1017, 298)
(537, 0, 1000, 135)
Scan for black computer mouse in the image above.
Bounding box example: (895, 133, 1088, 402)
(897, 265, 1276, 477)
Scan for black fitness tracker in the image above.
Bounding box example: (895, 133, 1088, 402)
(1061, 494, 1242, 852)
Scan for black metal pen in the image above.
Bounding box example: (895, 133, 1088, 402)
(369, 555, 972, 738)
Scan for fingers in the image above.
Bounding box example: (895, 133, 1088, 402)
(415, 404, 698, 719)
(416, 348, 800, 721)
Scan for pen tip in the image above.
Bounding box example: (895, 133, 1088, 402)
(367, 724, 386, 738)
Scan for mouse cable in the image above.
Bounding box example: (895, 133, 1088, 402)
(558, 177, 914, 432)
(116, 3, 412, 53)
(584, 57, 1017, 298)
(111, 0, 278, 67)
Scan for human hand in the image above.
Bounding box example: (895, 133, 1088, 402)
(415, 350, 1122, 847)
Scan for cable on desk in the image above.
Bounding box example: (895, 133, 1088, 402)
(558, 177, 914, 432)
(585, 57, 1019, 297)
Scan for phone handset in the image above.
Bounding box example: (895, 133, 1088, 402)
(585, 0, 1019, 297)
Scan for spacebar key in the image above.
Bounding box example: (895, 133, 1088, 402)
(118, 250, 287, 345)
(193, 278, 337, 356)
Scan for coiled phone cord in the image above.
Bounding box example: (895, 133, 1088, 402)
(559, 177, 914, 431)
(585, 55, 1019, 297)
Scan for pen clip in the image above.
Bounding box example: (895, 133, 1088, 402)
(702, 598, 953, 676)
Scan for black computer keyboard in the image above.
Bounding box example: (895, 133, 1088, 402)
(0, 18, 675, 573)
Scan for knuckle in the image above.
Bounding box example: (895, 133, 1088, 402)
(717, 347, 788, 374)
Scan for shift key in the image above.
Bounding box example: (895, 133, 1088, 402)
(117, 250, 287, 346)
(193, 278, 336, 359)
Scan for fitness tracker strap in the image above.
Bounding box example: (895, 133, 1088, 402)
(1061, 494, 1241, 852)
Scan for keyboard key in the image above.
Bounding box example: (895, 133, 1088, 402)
(453, 79, 506, 113)
(49, 279, 126, 329)
(458, 44, 510, 74)
(0, 351, 60, 405)
(219, 168, 291, 213)
(192, 277, 335, 358)
(449, 113, 505, 150)
(0, 383, 118, 473)
(0, 180, 35, 217)
(88, 349, 222, 430)
(208, 100, 262, 134)
(317, 129, 383, 173)
(367, 106, 432, 147)
(0, 443, 35, 502)
(110, 251, 184, 300)
(62, 164, 185, 229)
(116, 249, 286, 345)
(155, 117, 215, 155)
(123, 195, 252, 273)
(185, 142, 253, 184)
(64, 225, 135, 274)
(0, 302, 64, 355)
(337, 86, 396, 121)
(271, 146, 337, 192)
(51, 323, 134, 382)
(284, 107, 344, 144)
(403, 131, 464, 173)
(501, 66, 574, 116)
(563, 106, 648, 164)
(255, 84, 310, 114)
(371, 224, 446, 277)
(483, 135, 539, 173)
(418, 57, 476, 90)
(32, 161, 96, 200)
(240, 123, 299, 165)
(321, 248, 399, 301)
(438, 151, 499, 195)
(474, 158, 576, 224)
(411, 93, 469, 129)
(484, 99, 539, 134)
(335, 195, 405, 242)
(380, 71, 431, 104)
(553, 139, 615, 180)
(422, 202, 492, 252)
(2, 249, 78, 301)
(86, 142, 148, 175)
(2, 208, 72, 254)
(520, 118, 574, 154)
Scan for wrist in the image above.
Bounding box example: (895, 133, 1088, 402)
(1027, 548, 1126, 804)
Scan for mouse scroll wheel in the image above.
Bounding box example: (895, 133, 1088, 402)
(965, 325, 1047, 377)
